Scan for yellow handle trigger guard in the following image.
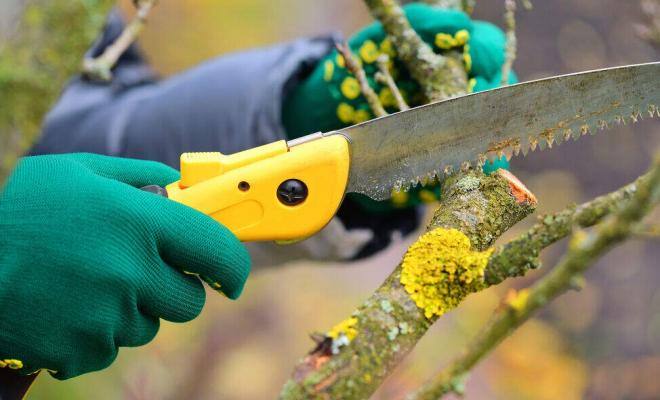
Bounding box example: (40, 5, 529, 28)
(165, 135, 350, 242)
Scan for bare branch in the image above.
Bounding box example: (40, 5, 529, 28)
(375, 54, 409, 111)
(635, 0, 660, 48)
(404, 155, 660, 400)
(485, 167, 651, 285)
(416, 0, 475, 14)
(82, 0, 158, 82)
(335, 42, 387, 118)
(631, 223, 660, 239)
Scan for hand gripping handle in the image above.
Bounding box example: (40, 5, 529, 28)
(142, 135, 351, 242)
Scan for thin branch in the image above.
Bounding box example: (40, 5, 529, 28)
(485, 169, 651, 285)
(404, 155, 660, 400)
(82, 0, 158, 82)
(336, 42, 387, 118)
(279, 170, 537, 400)
(362, 0, 468, 102)
(501, 0, 517, 86)
(501, 0, 532, 86)
(375, 54, 409, 111)
(416, 0, 475, 14)
(631, 223, 660, 239)
(635, 0, 660, 48)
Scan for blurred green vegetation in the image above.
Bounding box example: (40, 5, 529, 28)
(0, 0, 114, 185)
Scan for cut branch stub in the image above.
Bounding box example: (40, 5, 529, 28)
(279, 170, 536, 400)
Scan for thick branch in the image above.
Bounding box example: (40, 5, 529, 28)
(82, 0, 158, 82)
(279, 170, 536, 400)
(336, 42, 387, 118)
(362, 0, 468, 101)
(405, 155, 660, 400)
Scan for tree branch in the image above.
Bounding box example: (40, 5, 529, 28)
(501, 0, 532, 86)
(279, 170, 537, 400)
(336, 42, 387, 118)
(501, 0, 517, 86)
(416, 0, 475, 14)
(82, 0, 158, 82)
(362, 0, 468, 101)
(375, 54, 409, 111)
(485, 168, 652, 285)
(635, 0, 660, 48)
(404, 155, 660, 400)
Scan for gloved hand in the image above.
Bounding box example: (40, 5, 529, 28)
(282, 3, 514, 256)
(0, 154, 250, 379)
(283, 2, 514, 213)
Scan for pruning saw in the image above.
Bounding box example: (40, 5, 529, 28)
(1, 62, 658, 400)
(147, 62, 659, 242)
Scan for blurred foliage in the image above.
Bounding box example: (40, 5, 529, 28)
(0, 0, 114, 185)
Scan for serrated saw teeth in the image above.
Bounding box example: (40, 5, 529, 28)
(513, 143, 522, 157)
(614, 115, 624, 125)
(530, 139, 538, 152)
(342, 63, 659, 201)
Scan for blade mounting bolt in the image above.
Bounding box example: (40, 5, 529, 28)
(277, 179, 308, 206)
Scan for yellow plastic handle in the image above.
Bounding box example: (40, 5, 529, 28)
(165, 135, 350, 242)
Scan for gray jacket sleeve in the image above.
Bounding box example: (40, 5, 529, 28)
(30, 9, 337, 168)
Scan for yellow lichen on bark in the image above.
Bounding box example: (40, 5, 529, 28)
(400, 228, 493, 319)
(327, 317, 359, 341)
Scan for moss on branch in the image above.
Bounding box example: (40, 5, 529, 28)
(279, 170, 536, 400)
(0, 0, 115, 185)
(404, 155, 660, 400)
(485, 170, 652, 285)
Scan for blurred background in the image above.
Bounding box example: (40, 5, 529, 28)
(1, 0, 659, 399)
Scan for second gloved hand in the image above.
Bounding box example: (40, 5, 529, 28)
(0, 154, 251, 379)
(283, 2, 514, 213)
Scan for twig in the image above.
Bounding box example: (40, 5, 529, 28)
(375, 54, 409, 111)
(82, 0, 158, 82)
(501, 0, 532, 86)
(631, 223, 660, 239)
(362, 0, 468, 102)
(336, 42, 387, 118)
(635, 0, 660, 48)
(501, 0, 517, 86)
(404, 155, 660, 400)
(279, 170, 537, 400)
(417, 0, 475, 14)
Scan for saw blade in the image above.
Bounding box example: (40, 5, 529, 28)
(330, 62, 659, 201)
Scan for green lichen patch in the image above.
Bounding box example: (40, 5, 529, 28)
(400, 228, 493, 319)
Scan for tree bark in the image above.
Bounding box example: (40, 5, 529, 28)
(279, 170, 537, 400)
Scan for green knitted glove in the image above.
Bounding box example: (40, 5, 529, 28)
(283, 3, 515, 212)
(0, 154, 250, 379)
